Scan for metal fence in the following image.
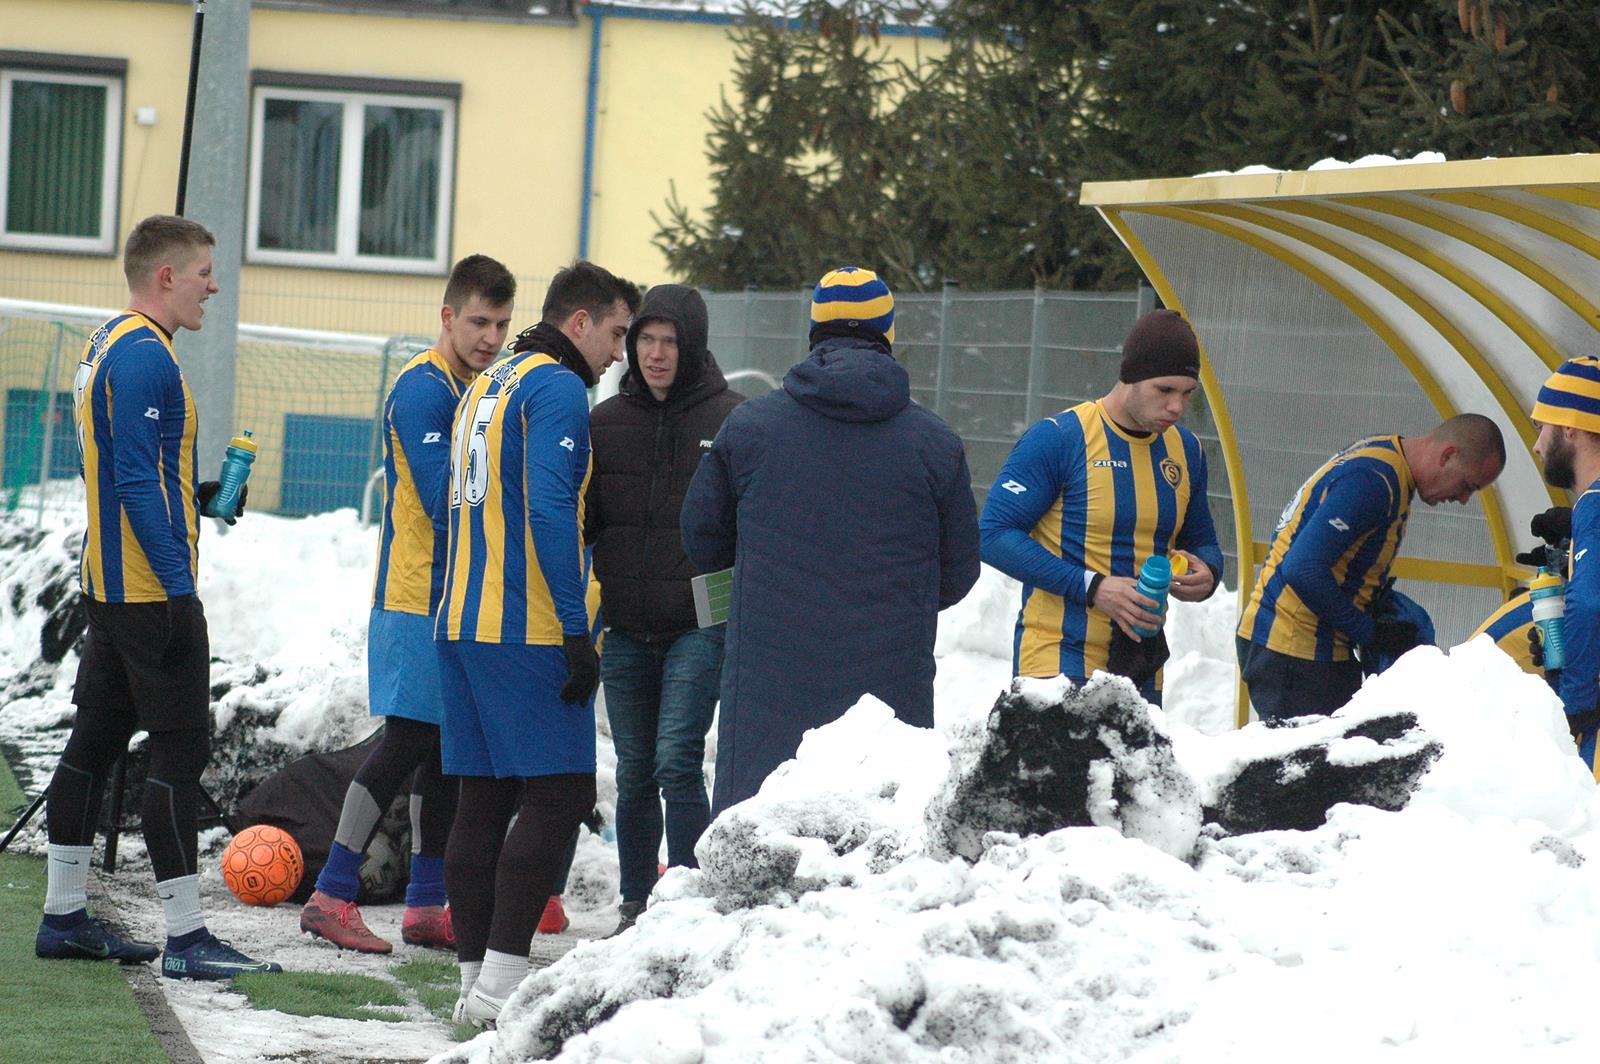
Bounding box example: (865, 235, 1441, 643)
(0, 285, 1236, 576)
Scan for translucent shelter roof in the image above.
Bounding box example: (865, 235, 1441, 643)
(1081, 154, 1600, 683)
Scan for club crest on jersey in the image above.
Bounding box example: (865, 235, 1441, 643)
(1160, 458, 1182, 488)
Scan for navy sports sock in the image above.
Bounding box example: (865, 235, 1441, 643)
(165, 926, 209, 950)
(405, 854, 447, 908)
(42, 908, 88, 931)
(315, 842, 364, 901)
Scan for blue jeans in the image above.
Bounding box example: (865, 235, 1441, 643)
(601, 626, 724, 903)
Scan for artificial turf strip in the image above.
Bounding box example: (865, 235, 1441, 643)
(392, 954, 478, 1040)
(232, 969, 410, 1023)
(0, 755, 169, 1064)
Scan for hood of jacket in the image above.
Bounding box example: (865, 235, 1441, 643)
(783, 336, 909, 423)
(621, 284, 711, 404)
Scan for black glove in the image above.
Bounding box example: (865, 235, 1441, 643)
(1528, 625, 1545, 670)
(1516, 544, 1554, 569)
(1105, 627, 1170, 690)
(198, 481, 248, 525)
(1368, 619, 1420, 656)
(559, 633, 600, 704)
(1531, 506, 1573, 546)
(1566, 705, 1600, 741)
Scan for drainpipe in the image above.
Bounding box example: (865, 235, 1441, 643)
(579, 4, 604, 260)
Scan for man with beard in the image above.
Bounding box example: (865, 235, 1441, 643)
(1531, 357, 1600, 772)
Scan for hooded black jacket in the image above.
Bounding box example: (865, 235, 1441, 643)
(586, 285, 745, 637)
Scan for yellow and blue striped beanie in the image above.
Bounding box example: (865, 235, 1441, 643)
(1532, 357, 1600, 434)
(811, 266, 895, 346)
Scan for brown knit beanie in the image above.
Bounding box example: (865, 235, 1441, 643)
(1119, 309, 1200, 384)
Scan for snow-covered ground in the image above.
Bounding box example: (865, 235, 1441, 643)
(4, 500, 1600, 1063)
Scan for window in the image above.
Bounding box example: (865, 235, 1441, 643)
(248, 77, 456, 273)
(0, 60, 122, 254)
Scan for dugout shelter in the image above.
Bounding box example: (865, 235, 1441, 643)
(1081, 153, 1600, 720)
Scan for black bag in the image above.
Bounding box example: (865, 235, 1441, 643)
(236, 729, 409, 904)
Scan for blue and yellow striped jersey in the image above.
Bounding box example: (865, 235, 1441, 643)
(1238, 435, 1413, 661)
(436, 351, 592, 644)
(73, 311, 200, 602)
(980, 399, 1224, 681)
(1471, 592, 1541, 676)
(372, 349, 469, 615)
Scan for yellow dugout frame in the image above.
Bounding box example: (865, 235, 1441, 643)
(1081, 154, 1600, 727)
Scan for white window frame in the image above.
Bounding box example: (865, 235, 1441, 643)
(246, 85, 455, 274)
(0, 68, 122, 254)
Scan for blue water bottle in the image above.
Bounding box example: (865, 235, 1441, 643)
(1131, 555, 1174, 638)
(207, 430, 257, 519)
(1529, 566, 1567, 672)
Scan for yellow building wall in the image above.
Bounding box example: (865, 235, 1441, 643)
(586, 12, 943, 285)
(0, 2, 944, 511)
(0, 0, 588, 336)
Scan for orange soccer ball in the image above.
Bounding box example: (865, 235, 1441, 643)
(221, 824, 304, 906)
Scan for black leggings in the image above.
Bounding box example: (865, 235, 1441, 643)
(47, 708, 210, 883)
(336, 716, 456, 859)
(445, 773, 595, 963)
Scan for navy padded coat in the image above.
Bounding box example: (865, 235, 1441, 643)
(681, 336, 980, 813)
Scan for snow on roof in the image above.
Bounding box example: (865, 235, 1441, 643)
(1194, 150, 1450, 179)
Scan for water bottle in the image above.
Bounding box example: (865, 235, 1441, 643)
(1529, 566, 1567, 672)
(1131, 555, 1176, 638)
(208, 430, 257, 519)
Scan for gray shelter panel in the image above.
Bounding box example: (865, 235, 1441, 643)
(1121, 211, 1506, 646)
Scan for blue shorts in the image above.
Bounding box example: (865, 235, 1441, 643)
(368, 607, 443, 724)
(438, 640, 597, 778)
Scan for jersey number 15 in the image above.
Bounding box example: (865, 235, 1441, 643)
(450, 395, 500, 508)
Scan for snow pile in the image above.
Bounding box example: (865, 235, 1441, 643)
(442, 633, 1600, 1063)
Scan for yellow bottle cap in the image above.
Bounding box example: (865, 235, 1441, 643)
(1169, 553, 1189, 577)
(229, 430, 258, 454)
(1530, 568, 1562, 592)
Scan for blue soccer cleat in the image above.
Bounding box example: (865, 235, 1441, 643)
(161, 932, 282, 981)
(36, 914, 160, 964)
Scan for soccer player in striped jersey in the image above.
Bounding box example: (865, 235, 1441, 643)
(1237, 415, 1504, 721)
(1471, 592, 1543, 678)
(1530, 358, 1600, 774)
(982, 310, 1225, 702)
(37, 215, 279, 980)
(439, 262, 640, 1029)
(299, 255, 515, 954)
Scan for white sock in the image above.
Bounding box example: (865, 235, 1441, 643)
(157, 874, 205, 939)
(476, 949, 529, 1000)
(44, 844, 93, 916)
(459, 960, 483, 998)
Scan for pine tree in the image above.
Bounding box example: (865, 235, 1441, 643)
(1369, 0, 1600, 157)
(890, 0, 1138, 289)
(652, 0, 920, 289)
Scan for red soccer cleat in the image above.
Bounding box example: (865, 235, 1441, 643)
(299, 889, 392, 954)
(535, 895, 568, 934)
(401, 904, 455, 950)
